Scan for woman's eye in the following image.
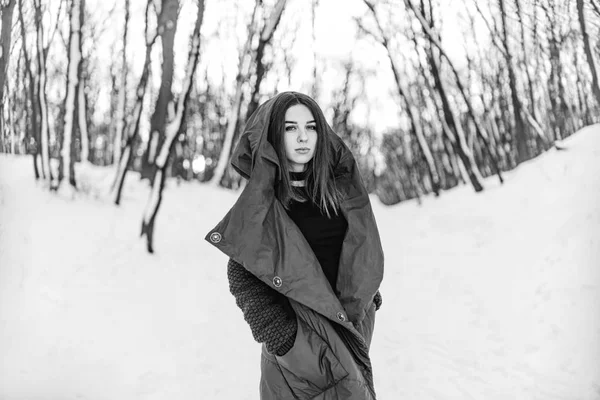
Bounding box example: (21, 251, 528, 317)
(285, 125, 296, 132)
(307, 125, 316, 131)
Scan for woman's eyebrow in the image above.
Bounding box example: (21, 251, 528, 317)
(285, 120, 316, 124)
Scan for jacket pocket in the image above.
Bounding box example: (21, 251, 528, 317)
(272, 316, 349, 399)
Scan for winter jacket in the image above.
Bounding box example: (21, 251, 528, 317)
(227, 258, 382, 356)
(205, 92, 385, 399)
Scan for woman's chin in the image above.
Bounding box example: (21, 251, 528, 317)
(288, 157, 313, 170)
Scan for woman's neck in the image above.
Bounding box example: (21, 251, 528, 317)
(289, 170, 307, 187)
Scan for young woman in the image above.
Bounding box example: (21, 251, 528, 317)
(205, 91, 384, 399)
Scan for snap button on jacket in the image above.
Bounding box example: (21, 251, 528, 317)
(205, 93, 385, 399)
(209, 232, 221, 243)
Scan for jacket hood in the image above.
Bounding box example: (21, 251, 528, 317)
(205, 92, 384, 326)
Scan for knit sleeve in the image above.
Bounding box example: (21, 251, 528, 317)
(374, 290, 382, 311)
(227, 258, 297, 356)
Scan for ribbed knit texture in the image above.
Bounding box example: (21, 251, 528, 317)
(373, 290, 382, 311)
(227, 258, 297, 356)
(227, 258, 383, 357)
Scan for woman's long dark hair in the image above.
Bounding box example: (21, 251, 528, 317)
(267, 92, 344, 218)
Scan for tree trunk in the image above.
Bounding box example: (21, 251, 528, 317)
(396, 0, 482, 191)
(361, 0, 441, 195)
(114, 0, 129, 166)
(427, 42, 484, 192)
(514, 0, 539, 124)
(18, 0, 42, 178)
(405, 0, 503, 184)
(34, 0, 53, 185)
(220, 0, 287, 189)
(311, 0, 319, 99)
(245, 0, 288, 121)
(58, 0, 83, 193)
(113, 0, 160, 205)
(78, 70, 89, 162)
(542, 1, 564, 141)
(0, 0, 16, 146)
(577, 0, 600, 107)
(140, 0, 179, 181)
(9, 47, 22, 154)
(209, 0, 260, 186)
(141, 0, 205, 253)
(574, 40, 590, 127)
(498, 0, 529, 163)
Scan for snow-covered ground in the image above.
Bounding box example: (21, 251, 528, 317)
(1, 125, 599, 400)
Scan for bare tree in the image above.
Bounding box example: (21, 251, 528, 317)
(578, 0, 600, 107)
(17, 0, 42, 178)
(245, 0, 288, 121)
(405, 0, 504, 184)
(359, 0, 442, 195)
(34, 0, 52, 184)
(498, 0, 529, 162)
(113, 0, 129, 166)
(208, 0, 260, 186)
(78, 60, 89, 163)
(58, 0, 84, 192)
(0, 0, 16, 147)
(140, 0, 179, 181)
(514, 0, 538, 124)
(541, 0, 568, 141)
(140, 0, 206, 253)
(311, 0, 319, 99)
(112, 0, 160, 205)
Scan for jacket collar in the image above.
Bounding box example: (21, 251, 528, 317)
(205, 93, 384, 325)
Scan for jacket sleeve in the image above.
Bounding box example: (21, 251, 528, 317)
(227, 258, 297, 356)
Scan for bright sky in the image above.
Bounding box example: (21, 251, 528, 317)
(81, 0, 488, 137)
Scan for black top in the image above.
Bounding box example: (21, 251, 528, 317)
(284, 171, 348, 293)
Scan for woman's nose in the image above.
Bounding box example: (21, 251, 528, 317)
(297, 128, 308, 142)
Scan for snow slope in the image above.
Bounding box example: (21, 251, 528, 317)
(1, 125, 599, 400)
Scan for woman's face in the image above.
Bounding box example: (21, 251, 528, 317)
(283, 104, 318, 172)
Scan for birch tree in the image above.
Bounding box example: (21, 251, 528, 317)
(140, 0, 179, 181)
(360, 0, 442, 195)
(578, 0, 600, 107)
(210, 0, 289, 187)
(58, 0, 84, 192)
(208, 0, 259, 186)
(245, 0, 288, 120)
(141, 0, 205, 253)
(113, 0, 129, 166)
(498, 0, 529, 162)
(33, 0, 52, 185)
(0, 0, 16, 147)
(311, 0, 319, 99)
(78, 62, 89, 163)
(404, 0, 504, 184)
(17, 0, 43, 178)
(112, 0, 160, 205)
(514, 0, 538, 124)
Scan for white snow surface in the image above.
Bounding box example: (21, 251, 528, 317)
(0, 125, 599, 400)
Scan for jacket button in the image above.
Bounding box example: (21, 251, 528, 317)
(209, 232, 221, 243)
(336, 312, 346, 322)
(272, 276, 282, 287)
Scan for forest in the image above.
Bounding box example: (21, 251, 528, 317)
(0, 0, 599, 249)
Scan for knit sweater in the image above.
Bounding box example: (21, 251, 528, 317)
(227, 258, 298, 355)
(227, 258, 382, 356)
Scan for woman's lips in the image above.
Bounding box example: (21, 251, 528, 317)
(295, 148, 310, 153)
